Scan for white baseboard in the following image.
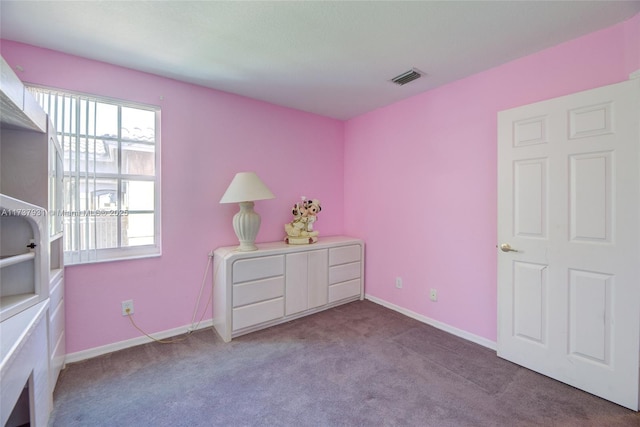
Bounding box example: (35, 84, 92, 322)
(630, 69, 640, 80)
(365, 294, 497, 351)
(67, 297, 496, 363)
(65, 319, 214, 364)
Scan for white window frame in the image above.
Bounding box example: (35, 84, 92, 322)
(27, 85, 162, 265)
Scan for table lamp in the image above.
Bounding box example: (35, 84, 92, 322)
(220, 172, 275, 251)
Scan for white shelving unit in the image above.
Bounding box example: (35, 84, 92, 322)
(0, 194, 48, 322)
(0, 55, 65, 426)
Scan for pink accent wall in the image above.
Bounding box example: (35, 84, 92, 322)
(1, 41, 345, 353)
(344, 14, 639, 342)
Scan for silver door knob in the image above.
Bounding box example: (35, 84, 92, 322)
(500, 243, 518, 252)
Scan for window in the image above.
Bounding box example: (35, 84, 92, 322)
(28, 86, 161, 264)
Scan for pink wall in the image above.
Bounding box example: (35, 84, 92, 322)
(2, 12, 638, 354)
(344, 14, 640, 342)
(1, 41, 345, 353)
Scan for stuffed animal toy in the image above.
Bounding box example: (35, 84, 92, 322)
(304, 199, 321, 233)
(305, 199, 321, 215)
(291, 202, 306, 220)
(285, 197, 322, 243)
(284, 216, 307, 237)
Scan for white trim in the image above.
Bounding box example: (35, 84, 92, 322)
(67, 297, 496, 363)
(64, 319, 214, 364)
(365, 294, 497, 350)
(65, 246, 161, 266)
(630, 70, 640, 80)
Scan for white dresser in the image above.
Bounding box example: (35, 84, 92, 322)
(212, 236, 364, 342)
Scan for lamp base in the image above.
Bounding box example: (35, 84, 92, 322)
(233, 201, 261, 251)
(236, 242, 258, 252)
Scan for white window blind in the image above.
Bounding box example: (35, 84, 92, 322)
(28, 86, 161, 264)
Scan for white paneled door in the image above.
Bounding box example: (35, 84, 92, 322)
(497, 79, 640, 410)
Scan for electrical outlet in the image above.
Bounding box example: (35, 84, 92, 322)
(121, 300, 134, 316)
(429, 289, 438, 302)
(395, 277, 403, 289)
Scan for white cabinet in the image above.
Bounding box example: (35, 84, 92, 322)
(285, 249, 328, 315)
(1, 55, 65, 425)
(213, 236, 364, 342)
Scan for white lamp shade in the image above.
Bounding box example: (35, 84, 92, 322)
(220, 172, 275, 251)
(220, 172, 275, 203)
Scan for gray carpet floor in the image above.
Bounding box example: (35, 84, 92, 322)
(50, 300, 640, 426)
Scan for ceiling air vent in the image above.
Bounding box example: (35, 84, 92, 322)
(390, 68, 423, 86)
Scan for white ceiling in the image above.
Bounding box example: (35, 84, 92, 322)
(2, 1, 639, 120)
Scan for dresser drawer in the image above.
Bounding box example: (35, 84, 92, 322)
(329, 244, 361, 266)
(233, 298, 284, 331)
(232, 255, 284, 283)
(329, 261, 361, 285)
(328, 279, 361, 303)
(233, 276, 284, 308)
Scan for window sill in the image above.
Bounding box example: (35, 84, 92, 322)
(64, 246, 161, 266)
